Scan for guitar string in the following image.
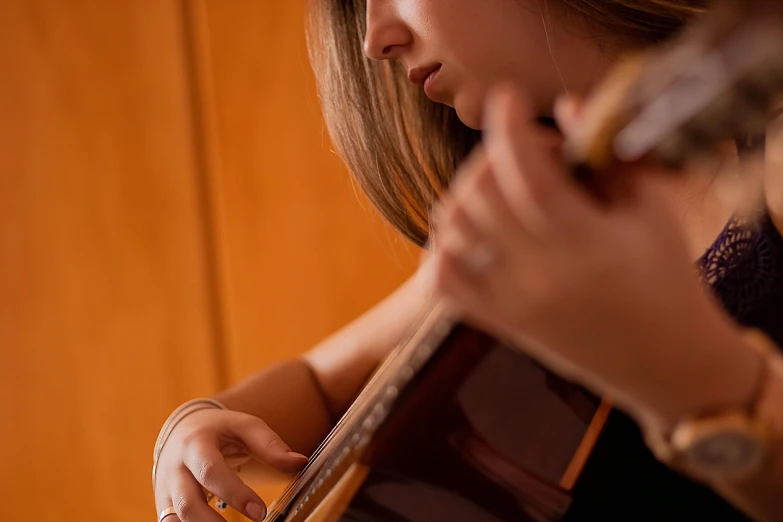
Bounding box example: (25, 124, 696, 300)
(268, 304, 441, 516)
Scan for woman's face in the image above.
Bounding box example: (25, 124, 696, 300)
(364, 0, 620, 129)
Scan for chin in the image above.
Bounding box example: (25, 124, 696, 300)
(451, 92, 484, 130)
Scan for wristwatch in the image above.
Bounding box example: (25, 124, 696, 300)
(644, 328, 782, 481)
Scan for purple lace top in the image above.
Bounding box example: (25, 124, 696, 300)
(699, 212, 783, 341)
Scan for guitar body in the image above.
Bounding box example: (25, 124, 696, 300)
(272, 317, 610, 522)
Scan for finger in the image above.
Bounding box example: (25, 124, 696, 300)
(432, 248, 484, 314)
(447, 143, 488, 194)
(456, 148, 534, 249)
(435, 198, 480, 257)
(431, 146, 484, 232)
(432, 249, 518, 344)
(435, 199, 500, 274)
(183, 439, 268, 521)
(227, 412, 309, 473)
(553, 96, 583, 138)
(484, 84, 595, 234)
(168, 467, 226, 522)
(438, 146, 525, 254)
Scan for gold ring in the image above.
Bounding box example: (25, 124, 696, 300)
(463, 243, 498, 273)
(159, 506, 178, 522)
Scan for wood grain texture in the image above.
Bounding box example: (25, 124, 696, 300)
(0, 1, 222, 520)
(0, 1, 420, 520)
(199, 0, 419, 389)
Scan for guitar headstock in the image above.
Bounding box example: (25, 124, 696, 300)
(566, 0, 783, 171)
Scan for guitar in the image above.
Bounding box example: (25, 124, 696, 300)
(265, 1, 783, 520)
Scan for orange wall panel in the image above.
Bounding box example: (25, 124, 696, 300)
(0, 2, 222, 520)
(201, 0, 419, 381)
(0, 2, 420, 520)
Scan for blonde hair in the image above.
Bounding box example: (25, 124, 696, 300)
(307, 0, 708, 247)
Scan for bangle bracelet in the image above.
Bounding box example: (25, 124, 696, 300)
(152, 398, 227, 489)
(153, 399, 227, 458)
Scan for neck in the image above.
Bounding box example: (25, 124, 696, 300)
(662, 141, 743, 261)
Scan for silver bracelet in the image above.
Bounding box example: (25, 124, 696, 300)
(152, 398, 227, 489)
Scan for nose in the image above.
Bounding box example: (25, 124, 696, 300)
(363, 0, 412, 61)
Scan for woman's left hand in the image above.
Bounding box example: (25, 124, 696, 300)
(430, 85, 759, 431)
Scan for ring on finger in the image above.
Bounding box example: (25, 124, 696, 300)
(462, 242, 499, 273)
(438, 225, 499, 274)
(159, 507, 178, 522)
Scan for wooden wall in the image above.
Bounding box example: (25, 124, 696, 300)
(0, 1, 417, 521)
(200, 0, 418, 386)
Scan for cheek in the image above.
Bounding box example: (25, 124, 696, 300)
(439, 4, 561, 128)
(445, 37, 514, 129)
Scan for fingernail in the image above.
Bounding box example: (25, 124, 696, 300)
(288, 451, 308, 460)
(247, 501, 266, 520)
(554, 97, 579, 130)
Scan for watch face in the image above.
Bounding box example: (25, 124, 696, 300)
(684, 429, 766, 478)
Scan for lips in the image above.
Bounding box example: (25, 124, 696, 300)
(423, 66, 442, 96)
(408, 64, 442, 86)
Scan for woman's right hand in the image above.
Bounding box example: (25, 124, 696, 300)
(153, 407, 309, 522)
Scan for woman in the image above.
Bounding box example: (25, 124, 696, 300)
(152, 1, 783, 520)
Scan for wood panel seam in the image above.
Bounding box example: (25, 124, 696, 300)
(180, 0, 233, 390)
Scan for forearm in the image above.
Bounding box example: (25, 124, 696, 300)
(212, 358, 334, 456)
(639, 325, 783, 521)
(212, 260, 432, 456)
(302, 259, 434, 416)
